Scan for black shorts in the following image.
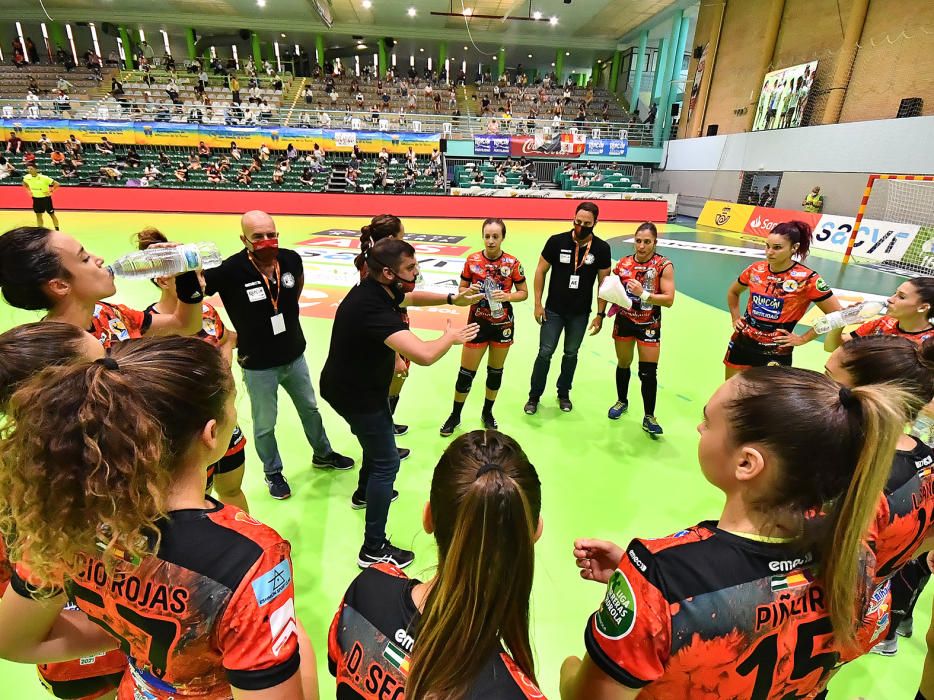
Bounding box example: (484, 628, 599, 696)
(32, 196, 54, 214)
(466, 318, 514, 348)
(613, 314, 661, 345)
(724, 334, 793, 369)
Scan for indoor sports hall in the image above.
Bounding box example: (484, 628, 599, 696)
(0, 1, 932, 699)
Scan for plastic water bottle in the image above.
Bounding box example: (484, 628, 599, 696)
(107, 242, 223, 280)
(483, 277, 506, 319)
(812, 300, 887, 335)
(640, 268, 656, 310)
(911, 415, 934, 448)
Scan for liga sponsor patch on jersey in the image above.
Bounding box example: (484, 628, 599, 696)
(252, 560, 292, 606)
(751, 292, 784, 321)
(595, 569, 637, 640)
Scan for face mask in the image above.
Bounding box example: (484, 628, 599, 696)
(574, 223, 594, 240)
(250, 238, 278, 264)
(391, 269, 418, 294)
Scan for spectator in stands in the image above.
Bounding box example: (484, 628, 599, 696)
(230, 75, 241, 103)
(493, 171, 507, 186)
(759, 183, 775, 207)
(378, 147, 390, 162)
(165, 78, 180, 104)
(187, 105, 204, 124)
(207, 163, 225, 184)
(258, 143, 271, 161)
(0, 157, 16, 180)
(143, 163, 161, 180)
(22, 151, 36, 167)
(312, 143, 326, 164)
(370, 103, 381, 124)
(273, 73, 283, 91)
(276, 155, 291, 174)
(60, 157, 77, 178)
(125, 146, 141, 168)
(12, 46, 27, 68)
(403, 170, 416, 190)
(300, 167, 315, 187)
(433, 92, 442, 113)
(158, 151, 170, 167)
(50, 150, 65, 166)
(521, 169, 536, 188)
(37, 134, 52, 153)
(198, 67, 209, 92)
(217, 156, 231, 173)
(185, 153, 201, 171)
(259, 100, 273, 122)
(155, 99, 171, 121)
(644, 102, 657, 125)
(249, 155, 262, 173)
(473, 170, 486, 185)
(320, 111, 332, 127)
(601, 100, 610, 121)
(25, 37, 39, 64)
(748, 185, 760, 205)
(237, 166, 252, 185)
(96, 137, 115, 155)
(346, 167, 361, 192)
(198, 141, 212, 159)
(98, 164, 122, 182)
(373, 162, 388, 190)
(5, 133, 23, 154)
(174, 163, 189, 181)
(803, 185, 824, 213)
(575, 105, 587, 127)
(302, 85, 314, 107)
(286, 143, 299, 161)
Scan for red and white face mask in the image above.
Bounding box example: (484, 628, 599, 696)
(250, 238, 279, 264)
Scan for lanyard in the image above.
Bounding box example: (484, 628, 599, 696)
(248, 255, 281, 314)
(573, 238, 592, 275)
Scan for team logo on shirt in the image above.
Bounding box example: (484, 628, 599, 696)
(782, 280, 799, 293)
(751, 293, 784, 320)
(815, 276, 830, 292)
(281, 272, 296, 288)
(500, 265, 512, 278)
(503, 328, 513, 338)
(269, 598, 298, 657)
(595, 569, 637, 640)
(584, 254, 595, 265)
(108, 318, 129, 341)
(252, 560, 292, 606)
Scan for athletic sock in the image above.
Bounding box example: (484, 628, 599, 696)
(638, 362, 658, 416)
(482, 398, 495, 416)
(451, 400, 465, 419)
(388, 394, 399, 415)
(616, 367, 631, 403)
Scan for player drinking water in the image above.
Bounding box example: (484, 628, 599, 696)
(328, 430, 545, 699)
(136, 227, 250, 513)
(561, 366, 912, 699)
(0, 336, 318, 700)
(606, 222, 675, 437)
(0, 226, 202, 348)
(725, 221, 842, 378)
(825, 277, 934, 351)
(353, 214, 412, 459)
(440, 218, 528, 436)
(825, 335, 934, 658)
(0, 321, 125, 700)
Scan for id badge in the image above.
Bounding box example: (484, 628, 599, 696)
(271, 313, 286, 335)
(559, 252, 572, 264)
(569, 275, 580, 290)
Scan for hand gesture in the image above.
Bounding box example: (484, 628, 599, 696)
(534, 304, 546, 325)
(573, 538, 624, 584)
(773, 329, 806, 347)
(733, 317, 747, 332)
(588, 315, 603, 336)
(490, 289, 509, 302)
(446, 320, 480, 345)
(625, 279, 644, 297)
(452, 286, 484, 307)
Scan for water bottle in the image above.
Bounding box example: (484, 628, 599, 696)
(812, 300, 887, 335)
(911, 414, 934, 448)
(483, 277, 505, 319)
(640, 268, 656, 311)
(107, 242, 223, 280)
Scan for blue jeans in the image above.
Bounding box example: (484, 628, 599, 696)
(241, 354, 333, 476)
(529, 308, 589, 400)
(339, 405, 399, 549)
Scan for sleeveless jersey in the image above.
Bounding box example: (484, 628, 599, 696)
(328, 563, 546, 699)
(736, 261, 832, 352)
(852, 316, 934, 345)
(11, 500, 300, 699)
(460, 250, 525, 325)
(585, 522, 885, 699)
(146, 302, 227, 348)
(612, 254, 672, 325)
(88, 302, 151, 349)
(868, 436, 934, 583)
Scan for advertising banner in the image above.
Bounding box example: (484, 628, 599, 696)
(813, 215, 920, 261)
(743, 207, 821, 238)
(0, 119, 441, 153)
(473, 134, 511, 156)
(510, 133, 586, 158)
(697, 200, 756, 232)
(686, 43, 708, 124)
(585, 138, 629, 157)
(752, 60, 818, 132)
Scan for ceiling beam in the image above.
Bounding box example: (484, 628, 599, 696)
(618, 0, 699, 45)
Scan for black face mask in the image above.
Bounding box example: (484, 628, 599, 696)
(574, 223, 594, 240)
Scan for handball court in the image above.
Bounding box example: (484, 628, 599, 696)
(0, 205, 915, 699)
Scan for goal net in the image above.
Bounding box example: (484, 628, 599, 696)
(844, 175, 934, 277)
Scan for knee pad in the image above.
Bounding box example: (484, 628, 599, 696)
(486, 366, 504, 391)
(455, 367, 477, 394)
(638, 361, 658, 381)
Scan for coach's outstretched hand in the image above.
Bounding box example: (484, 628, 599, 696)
(451, 286, 484, 306)
(573, 538, 624, 584)
(446, 319, 480, 345)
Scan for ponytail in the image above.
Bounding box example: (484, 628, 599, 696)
(909, 277, 934, 324)
(823, 383, 913, 645)
(772, 220, 812, 260)
(355, 214, 403, 271)
(407, 431, 540, 700)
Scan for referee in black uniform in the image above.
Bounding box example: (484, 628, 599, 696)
(321, 238, 481, 569)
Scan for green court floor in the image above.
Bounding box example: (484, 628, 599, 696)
(0, 209, 919, 699)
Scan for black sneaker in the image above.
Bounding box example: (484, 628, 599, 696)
(312, 451, 355, 470)
(558, 396, 573, 412)
(350, 489, 400, 510)
(264, 473, 291, 500)
(440, 414, 460, 437)
(481, 412, 498, 430)
(523, 398, 539, 415)
(397, 447, 411, 461)
(357, 539, 415, 569)
(393, 423, 408, 436)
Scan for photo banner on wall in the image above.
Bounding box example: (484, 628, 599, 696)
(511, 133, 587, 158)
(585, 138, 628, 157)
(0, 119, 442, 154)
(752, 60, 817, 132)
(473, 134, 511, 156)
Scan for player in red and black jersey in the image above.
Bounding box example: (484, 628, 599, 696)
(0, 337, 316, 700)
(329, 430, 545, 699)
(0, 226, 202, 349)
(354, 215, 413, 459)
(137, 227, 250, 513)
(826, 335, 934, 658)
(725, 221, 842, 378)
(561, 366, 913, 700)
(606, 223, 675, 438)
(440, 219, 528, 437)
(827, 278, 934, 351)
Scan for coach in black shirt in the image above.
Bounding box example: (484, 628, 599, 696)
(321, 238, 480, 569)
(204, 210, 352, 500)
(526, 201, 611, 414)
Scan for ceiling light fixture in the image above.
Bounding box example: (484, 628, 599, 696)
(419, 47, 424, 52)
(528, 53, 533, 58)
(256, 0, 266, 7)
(532, 11, 542, 20)
(550, 16, 558, 25)
(362, 0, 372, 7)
(407, 7, 416, 16)
(463, 46, 468, 50)
(463, 7, 473, 16)
(280, 33, 286, 38)
(565, 51, 570, 56)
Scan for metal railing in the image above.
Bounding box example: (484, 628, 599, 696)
(0, 98, 662, 146)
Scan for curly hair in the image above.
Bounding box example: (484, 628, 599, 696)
(0, 335, 233, 589)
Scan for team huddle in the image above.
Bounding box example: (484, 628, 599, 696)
(0, 203, 933, 699)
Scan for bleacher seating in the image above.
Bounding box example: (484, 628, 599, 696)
(554, 165, 646, 192)
(0, 64, 103, 117)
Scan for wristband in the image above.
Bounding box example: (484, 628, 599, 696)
(447, 292, 454, 305)
(175, 271, 204, 304)
(640, 290, 651, 302)
(597, 311, 606, 318)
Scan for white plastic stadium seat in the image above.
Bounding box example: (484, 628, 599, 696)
(351, 118, 362, 130)
(591, 128, 601, 139)
(378, 118, 389, 130)
(442, 122, 452, 135)
(412, 120, 422, 132)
